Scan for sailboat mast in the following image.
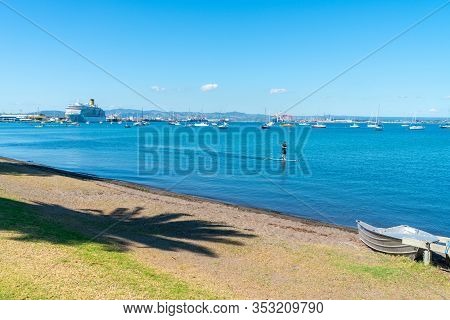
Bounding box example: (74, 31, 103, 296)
(376, 105, 380, 123)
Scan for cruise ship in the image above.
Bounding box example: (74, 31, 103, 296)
(65, 99, 106, 123)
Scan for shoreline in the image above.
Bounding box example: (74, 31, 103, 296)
(0, 156, 356, 234)
(1, 155, 448, 299)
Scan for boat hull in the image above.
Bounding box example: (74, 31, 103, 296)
(67, 114, 106, 123)
(356, 221, 421, 259)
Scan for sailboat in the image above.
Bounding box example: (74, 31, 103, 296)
(349, 121, 360, 128)
(374, 124, 383, 131)
(367, 112, 377, 128)
(217, 122, 229, 129)
(311, 122, 326, 128)
(372, 106, 383, 131)
(409, 125, 424, 130)
(440, 112, 450, 128)
(168, 112, 180, 125)
(261, 108, 273, 129)
(409, 114, 424, 130)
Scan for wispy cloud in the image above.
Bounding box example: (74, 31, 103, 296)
(151, 85, 165, 92)
(428, 107, 438, 113)
(444, 95, 450, 100)
(270, 88, 288, 95)
(200, 83, 218, 92)
(397, 95, 408, 99)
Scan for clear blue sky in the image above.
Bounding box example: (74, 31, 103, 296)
(0, 0, 449, 117)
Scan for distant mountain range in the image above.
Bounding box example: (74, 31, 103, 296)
(31, 109, 446, 122)
(107, 109, 268, 121)
(35, 109, 268, 121)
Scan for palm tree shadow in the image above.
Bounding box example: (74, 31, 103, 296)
(0, 197, 256, 258)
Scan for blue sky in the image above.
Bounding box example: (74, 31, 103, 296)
(0, 0, 449, 116)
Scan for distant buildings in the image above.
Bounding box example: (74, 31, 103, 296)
(0, 114, 48, 122)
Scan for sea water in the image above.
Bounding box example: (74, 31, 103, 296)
(0, 122, 449, 235)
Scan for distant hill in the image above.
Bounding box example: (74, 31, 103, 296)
(105, 109, 267, 121)
(32, 109, 267, 121)
(27, 109, 447, 122)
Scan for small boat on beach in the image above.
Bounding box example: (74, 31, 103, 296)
(356, 220, 439, 259)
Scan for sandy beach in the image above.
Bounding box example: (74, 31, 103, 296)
(0, 157, 449, 299)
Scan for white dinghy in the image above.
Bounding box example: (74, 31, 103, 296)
(356, 220, 450, 263)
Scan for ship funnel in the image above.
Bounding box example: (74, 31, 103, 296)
(89, 99, 95, 107)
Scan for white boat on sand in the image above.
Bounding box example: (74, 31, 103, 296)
(357, 220, 450, 263)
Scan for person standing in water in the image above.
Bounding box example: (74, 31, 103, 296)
(281, 141, 287, 160)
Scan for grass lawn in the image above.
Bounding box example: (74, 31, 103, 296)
(0, 194, 218, 299)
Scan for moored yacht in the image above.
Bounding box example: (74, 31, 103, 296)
(409, 124, 425, 130)
(217, 122, 229, 129)
(261, 121, 274, 129)
(374, 123, 383, 131)
(409, 114, 424, 130)
(311, 122, 326, 128)
(193, 122, 209, 127)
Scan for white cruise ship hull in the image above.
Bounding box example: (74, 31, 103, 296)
(65, 101, 106, 123)
(66, 114, 106, 123)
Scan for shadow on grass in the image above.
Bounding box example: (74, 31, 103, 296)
(0, 197, 256, 258)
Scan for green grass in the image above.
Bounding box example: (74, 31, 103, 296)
(0, 195, 219, 299)
(342, 263, 403, 280)
(288, 243, 450, 297)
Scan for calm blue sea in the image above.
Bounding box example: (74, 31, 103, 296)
(1, 122, 449, 235)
